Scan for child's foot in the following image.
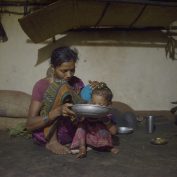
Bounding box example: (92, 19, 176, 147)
(76, 146, 87, 158)
(111, 146, 119, 154)
(46, 141, 71, 155)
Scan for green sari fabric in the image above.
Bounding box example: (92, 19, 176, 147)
(40, 80, 84, 141)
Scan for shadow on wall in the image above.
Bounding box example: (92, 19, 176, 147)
(32, 30, 168, 65)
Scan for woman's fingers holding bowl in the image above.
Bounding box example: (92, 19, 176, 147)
(49, 107, 62, 120)
(62, 103, 76, 117)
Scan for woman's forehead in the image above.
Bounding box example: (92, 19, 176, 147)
(58, 61, 75, 68)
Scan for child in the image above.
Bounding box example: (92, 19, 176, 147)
(70, 82, 119, 158)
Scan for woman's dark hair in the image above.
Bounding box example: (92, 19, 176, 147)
(50, 46, 79, 68)
(92, 82, 113, 102)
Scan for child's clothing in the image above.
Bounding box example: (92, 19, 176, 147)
(72, 84, 116, 150)
(70, 115, 115, 150)
(80, 84, 92, 102)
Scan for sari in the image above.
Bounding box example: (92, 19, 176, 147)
(32, 79, 84, 145)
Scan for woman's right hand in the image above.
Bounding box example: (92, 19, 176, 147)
(49, 103, 76, 120)
(61, 103, 76, 117)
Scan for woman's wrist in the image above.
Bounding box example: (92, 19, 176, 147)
(48, 112, 55, 122)
(48, 108, 61, 122)
(42, 115, 49, 123)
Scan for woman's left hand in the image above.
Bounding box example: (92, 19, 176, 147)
(88, 80, 100, 90)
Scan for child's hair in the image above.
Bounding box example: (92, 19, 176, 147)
(92, 82, 113, 102)
(50, 46, 79, 68)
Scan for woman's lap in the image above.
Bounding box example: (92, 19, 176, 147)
(32, 117, 76, 145)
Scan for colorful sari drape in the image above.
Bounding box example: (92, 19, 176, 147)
(33, 80, 84, 145)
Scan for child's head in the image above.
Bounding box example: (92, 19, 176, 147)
(91, 82, 113, 106)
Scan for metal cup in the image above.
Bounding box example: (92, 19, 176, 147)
(146, 115, 155, 133)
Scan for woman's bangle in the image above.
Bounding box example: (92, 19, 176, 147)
(42, 115, 49, 123)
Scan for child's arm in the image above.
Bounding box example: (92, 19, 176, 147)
(106, 123, 117, 135)
(102, 115, 118, 135)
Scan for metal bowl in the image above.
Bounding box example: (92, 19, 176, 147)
(118, 127, 134, 134)
(71, 104, 111, 118)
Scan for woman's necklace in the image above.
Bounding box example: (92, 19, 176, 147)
(54, 78, 67, 84)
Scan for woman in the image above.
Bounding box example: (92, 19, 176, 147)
(27, 46, 85, 155)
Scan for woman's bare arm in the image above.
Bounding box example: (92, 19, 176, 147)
(26, 100, 47, 131)
(26, 100, 76, 131)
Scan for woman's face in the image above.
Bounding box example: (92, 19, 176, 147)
(91, 94, 110, 106)
(54, 61, 76, 81)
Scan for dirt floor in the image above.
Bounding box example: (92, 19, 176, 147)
(0, 117, 177, 177)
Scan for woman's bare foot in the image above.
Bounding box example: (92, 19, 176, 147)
(46, 140, 71, 155)
(111, 146, 119, 154)
(76, 146, 87, 158)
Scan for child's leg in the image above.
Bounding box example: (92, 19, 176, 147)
(105, 123, 119, 154)
(70, 121, 87, 158)
(77, 145, 87, 158)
